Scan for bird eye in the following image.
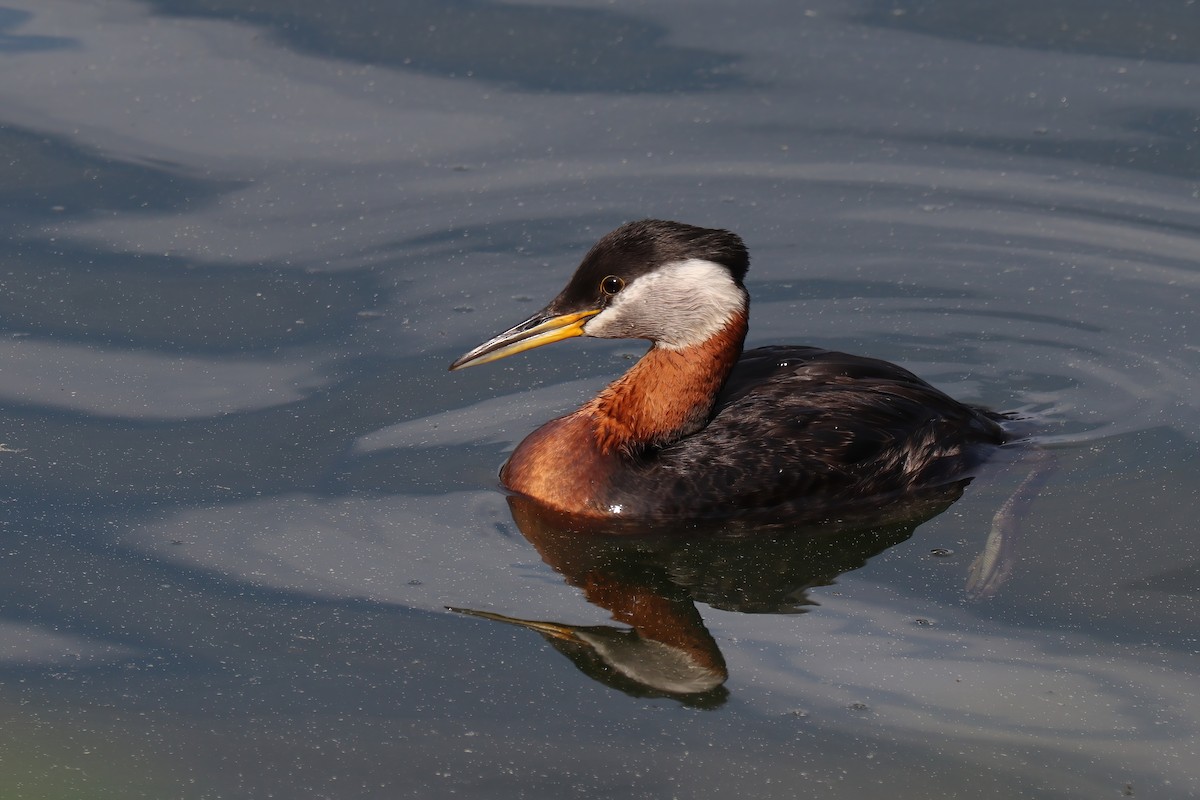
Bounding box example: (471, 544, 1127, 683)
(600, 275, 624, 296)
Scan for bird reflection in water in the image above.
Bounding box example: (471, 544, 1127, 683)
(452, 483, 1005, 705)
(447, 219, 1049, 700)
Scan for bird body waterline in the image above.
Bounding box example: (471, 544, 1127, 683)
(451, 219, 1007, 520)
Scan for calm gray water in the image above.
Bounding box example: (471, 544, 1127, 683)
(1, 0, 1197, 797)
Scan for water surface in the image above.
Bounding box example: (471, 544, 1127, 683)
(0, 0, 1197, 797)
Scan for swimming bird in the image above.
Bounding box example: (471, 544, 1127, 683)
(450, 219, 1007, 520)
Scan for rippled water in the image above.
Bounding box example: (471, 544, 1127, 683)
(1, 0, 1197, 797)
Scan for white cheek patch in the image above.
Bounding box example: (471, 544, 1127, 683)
(583, 259, 747, 349)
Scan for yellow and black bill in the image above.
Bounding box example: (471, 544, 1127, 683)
(449, 306, 599, 371)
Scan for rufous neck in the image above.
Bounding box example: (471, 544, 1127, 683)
(587, 311, 748, 454)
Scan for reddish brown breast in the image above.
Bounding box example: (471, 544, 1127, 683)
(501, 315, 748, 518)
(500, 412, 619, 517)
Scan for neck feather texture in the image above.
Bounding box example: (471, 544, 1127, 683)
(587, 312, 748, 454)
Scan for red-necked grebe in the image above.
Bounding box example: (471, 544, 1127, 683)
(450, 219, 1006, 520)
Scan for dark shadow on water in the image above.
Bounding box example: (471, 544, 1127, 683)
(888, 127, 1200, 183)
(0, 123, 388, 355)
(144, 0, 744, 93)
(860, 0, 1199, 64)
(0, 8, 78, 54)
(0, 241, 384, 354)
(0, 123, 236, 222)
(453, 488, 973, 706)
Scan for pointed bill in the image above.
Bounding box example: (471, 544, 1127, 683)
(446, 607, 579, 641)
(449, 308, 599, 370)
